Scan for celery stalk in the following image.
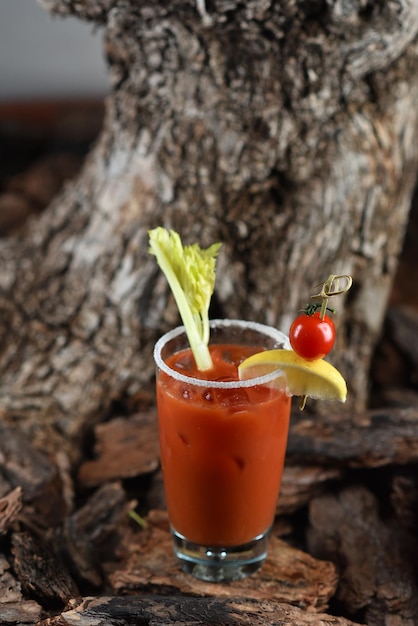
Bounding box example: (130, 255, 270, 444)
(148, 227, 221, 371)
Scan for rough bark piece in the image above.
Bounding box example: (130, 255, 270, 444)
(77, 412, 160, 487)
(11, 529, 79, 604)
(0, 554, 42, 625)
(57, 481, 129, 587)
(38, 594, 362, 626)
(0, 602, 43, 626)
(108, 510, 338, 613)
(277, 464, 343, 515)
(307, 485, 418, 625)
(286, 407, 418, 468)
(0, 487, 23, 534)
(0, 422, 67, 526)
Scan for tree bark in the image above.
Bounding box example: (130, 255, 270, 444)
(38, 595, 362, 626)
(308, 485, 418, 625)
(1, 0, 418, 452)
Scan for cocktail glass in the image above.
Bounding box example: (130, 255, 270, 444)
(154, 319, 291, 582)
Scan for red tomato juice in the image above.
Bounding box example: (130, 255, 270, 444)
(156, 343, 291, 546)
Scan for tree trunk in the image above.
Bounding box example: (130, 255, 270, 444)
(1, 0, 418, 453)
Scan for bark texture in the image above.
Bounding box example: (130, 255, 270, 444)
(39, 595, 361, 626)
(1, 0, 418, 451)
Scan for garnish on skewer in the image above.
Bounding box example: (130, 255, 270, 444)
(239, 274, 352, 410)
(289, 274, 352, 409)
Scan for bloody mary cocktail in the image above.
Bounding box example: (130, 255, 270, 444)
(154, 319, 291, 582)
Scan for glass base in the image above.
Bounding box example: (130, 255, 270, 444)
(171, 528, 269, 582)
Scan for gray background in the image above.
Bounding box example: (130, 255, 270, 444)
(0, 0, 108, 101)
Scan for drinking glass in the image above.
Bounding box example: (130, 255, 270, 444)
(154, 319, 291, 582)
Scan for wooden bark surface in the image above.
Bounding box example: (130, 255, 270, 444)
(0, 1, 418, 455)
(308, 485, 418, 626)
(0, 488, 22, 534)
(11, 531, 79, 604)
(77, 411, 159, 487)
(0, 554, 42, 625)
(38, 595, 361, 626)
(286, 406, 418, 468)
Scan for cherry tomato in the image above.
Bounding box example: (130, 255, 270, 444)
(289, 312, 336, 361)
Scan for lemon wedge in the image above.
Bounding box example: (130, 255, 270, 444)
(238, 349, 347, 402)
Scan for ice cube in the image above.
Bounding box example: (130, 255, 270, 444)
(213, 386, 250, 408)
(220, 349, 235, 365)
(173, 354, 194, 372)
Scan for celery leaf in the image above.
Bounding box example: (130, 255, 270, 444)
(149, 227, 220, 371)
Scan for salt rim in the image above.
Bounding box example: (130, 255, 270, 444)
(153, 318, 290, 389)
